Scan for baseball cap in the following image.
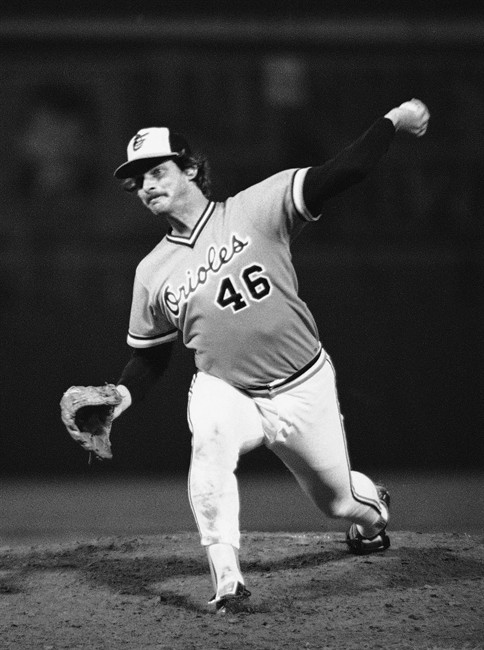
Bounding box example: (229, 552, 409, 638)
(114, 127, 191, 178)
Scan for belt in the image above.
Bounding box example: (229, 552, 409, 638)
(244, 346, 325, 397)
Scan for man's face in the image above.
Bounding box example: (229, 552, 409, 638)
(135, 160, 194, 216)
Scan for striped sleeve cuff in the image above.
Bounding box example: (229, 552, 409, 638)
(292, 168, 319, 221)
(127, 328, 178, 348)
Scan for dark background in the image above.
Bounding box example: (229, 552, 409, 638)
(0, 3, 483, 477)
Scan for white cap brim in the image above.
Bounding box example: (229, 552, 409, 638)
(114, 153, 179, 179)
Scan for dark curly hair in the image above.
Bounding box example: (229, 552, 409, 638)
(175, 150, 212, 199)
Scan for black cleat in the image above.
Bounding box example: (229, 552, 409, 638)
(346, 485, 391, 555)
(210, 582, 251, 614)
(346, 524, 390, 554)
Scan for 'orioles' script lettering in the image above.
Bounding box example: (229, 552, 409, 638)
(164, 234, 250, 316)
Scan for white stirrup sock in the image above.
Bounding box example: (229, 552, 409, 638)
(206, 543, 244, 599)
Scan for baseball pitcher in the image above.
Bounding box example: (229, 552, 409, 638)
(61, 98, 430, 613)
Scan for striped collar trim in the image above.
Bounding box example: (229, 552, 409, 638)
(166, 201, 216, 247)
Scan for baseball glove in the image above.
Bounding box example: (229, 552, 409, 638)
(60, 384, 123, 461)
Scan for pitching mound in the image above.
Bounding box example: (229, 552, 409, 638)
(1, 531, 482, 649)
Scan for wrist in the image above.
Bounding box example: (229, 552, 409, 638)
(113, 384, 132, 418)
(384, 107, 402, 130)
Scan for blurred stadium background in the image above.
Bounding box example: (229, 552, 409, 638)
(0, 2, 482, 539)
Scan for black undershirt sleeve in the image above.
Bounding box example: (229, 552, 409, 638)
(302, 117, 396, 216)
(117, 343, 174, 405)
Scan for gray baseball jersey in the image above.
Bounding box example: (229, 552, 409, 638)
(127, 167, 321, 389)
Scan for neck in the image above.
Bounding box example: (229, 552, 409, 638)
(166, 192, 209, 237)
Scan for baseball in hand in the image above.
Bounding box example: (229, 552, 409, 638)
(385, 98, 430, 137)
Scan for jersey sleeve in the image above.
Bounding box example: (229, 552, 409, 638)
(127, 271, 178, 349)
(234, 168, 312, 243)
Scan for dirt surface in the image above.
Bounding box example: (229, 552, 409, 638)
(0, 531, 482, 650)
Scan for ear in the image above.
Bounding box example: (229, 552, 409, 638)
(184, 165, 198, 181)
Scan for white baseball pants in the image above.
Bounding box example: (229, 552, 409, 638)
(187, 352, 387, 549)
